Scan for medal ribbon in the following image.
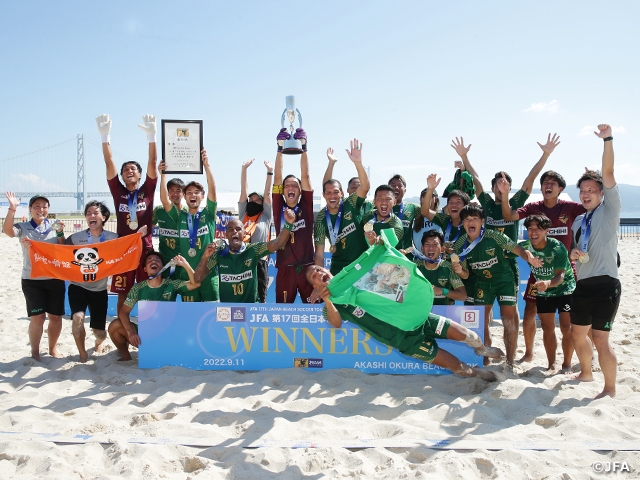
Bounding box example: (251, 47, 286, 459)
(148, 263, 175, 280)
(187, 210, 202, 250)
(458, 226, 485, 262)
(423, 256, 442, 265)
(444, 218, 461, 243)
(280, 204, 300, 231)
(397, 201, 405, 220)
(325, 200, 343, 248)
(127, 189, 139, 226)
(29, 218, 51, 235)
(86, 229, 106, 244)
(580, 204, 600, 252)
(219, 240, 247, 257)
(373, 212, 391, 223)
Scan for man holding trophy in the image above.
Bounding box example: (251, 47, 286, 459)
(272, 96, 315, 303)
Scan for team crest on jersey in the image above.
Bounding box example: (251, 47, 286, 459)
(485, 248, 495, 256)
(559, 214, 568, 224)
(438, 279, 447, 286)
(244, 258, 252, 267)
(344, 211, 353, 221)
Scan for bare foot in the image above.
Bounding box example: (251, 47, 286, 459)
(79, 351, 88, 363)
(472, 367, 498, 382)
(117, 352, 133, 362)
(546, 363, 557, 372)
(475, 346, 505, 359)
(559, 364, 572, 374)
(594, 389, 615, 399)
(572, 372, 594, 382)
(50, 348, 64, 359)
(31, 352, 42, 362)
(483, 356, 490, 366)
(517, 353, 533, 364)
(95, 341, 105, 354)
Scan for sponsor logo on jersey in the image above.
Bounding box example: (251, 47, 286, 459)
(220, 271, 253, 282)
(563, 303, 571, 312)
(292, 219, 306, 231)
(499, 295, 516, 302)
(486, 217, 514, 226)
(534, 267, 555, 276)
(179, 225, 210, 237)
(548, 227, 568, 236)
(470, 256, 499, 270)
(353, 306, 366, 318)
(118, 203, 147, 213)
(402, 219, 411, 228)
(485, 248, 495, 256)
(337, 222, 356, 241)
(158, 228, 179, 238)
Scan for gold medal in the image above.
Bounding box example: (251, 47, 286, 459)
(129, 221, 138, 230)
(329, 244, 337, 254)
(450, 254, 460, 263)
(363, 223, 374, 233)
(579, 252, 589, 264)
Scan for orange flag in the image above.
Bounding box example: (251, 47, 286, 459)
(29, 235, 143, 282)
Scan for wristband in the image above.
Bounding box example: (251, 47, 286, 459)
(56, 231, 65, 238)
(284, 222, 294, 231)
(277, 145, 283, 152)
(603, 136, 613, 142)
(100, 134, 110, 143)
(267, 172, 274, 176)
(441, 288, 449, 297)
(147, 134, 156, 143)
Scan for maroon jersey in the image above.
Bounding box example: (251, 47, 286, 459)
(108, 175, 157, 251)
(517, 199, 585, 252)
(273, 189, 314, 267)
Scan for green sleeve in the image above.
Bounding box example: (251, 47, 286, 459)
(478, 191, 493, 209)
(553, 240, 569, 268)
(206, 199, 218, 217)
(433, 213, 450, 230)
(124, 283, 141, 308)
(452, 233, 468, 252)
(443, 261, 464, 290)
(509, 189, 530, 209)
(390, 215, 404, 243)
(174, 280, 190, 295)
(486, 229, 517, 252)
(249, 242, 270, 258)
(205, 248, 220, 271)
(346, 191, 365, 209)
(361, 210, 374, 225)
(314, 209, 327, 245)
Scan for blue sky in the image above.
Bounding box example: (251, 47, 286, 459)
(0, 1, 638, 210)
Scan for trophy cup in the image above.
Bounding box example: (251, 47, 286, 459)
(280, 95, 304, 155)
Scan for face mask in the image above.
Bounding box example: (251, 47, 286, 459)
(246, 201, 263, 217)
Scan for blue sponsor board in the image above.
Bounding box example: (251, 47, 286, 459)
(138, 303, 484, 375)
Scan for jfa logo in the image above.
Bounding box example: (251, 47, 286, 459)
(462, 310, 479, 329)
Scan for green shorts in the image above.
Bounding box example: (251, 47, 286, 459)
(403, 314, 451, 363)
(507, 256, 519, 286)
(475, 279, 517, 306)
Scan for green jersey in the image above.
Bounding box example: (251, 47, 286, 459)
(171, 199, 219, 301)
(453, 229, 517, 283)
(432, 213, 465, 245)
(393, 202, 419, 251)
(416, 260, 464, 305)
(124, 278, 191, 308)
(360, 200, 374, 219)
(314, 192, 368, 274)
(153, 205, 184, 264)
(519, 238, 575, 297)
(361, 210, 404, 244)
(206, 242, 270, 302)
(478, 190, 529, 242)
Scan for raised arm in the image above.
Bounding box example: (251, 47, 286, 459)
(345, 138, 369, 198)
(202, 149, 217, 202)
(520, 133, 560, 194)
(173, 255, 201, 290)
(158, 161, 172, 211)
(239, 159, 254, 203)
(594, 124, 615, 188)
(138, 114, 158, 180)
(294, 128, 312, 191)
(96, 114, 118, 180)
(267, 208, 294, 253)
(451, 137, 483, 194)
(322, 148, 339, 187)
(263, 161, 274, 205)
(514, 245, 544, 268)
(3, 192, 19, 237)
(498, 174, 520, 221)
(420, 174, 441, 220)
(274, 128, 289, 186)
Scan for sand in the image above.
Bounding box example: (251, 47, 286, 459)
(0, 234, 639, 479)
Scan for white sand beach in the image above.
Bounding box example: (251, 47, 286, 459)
(0, 234, 638, 479)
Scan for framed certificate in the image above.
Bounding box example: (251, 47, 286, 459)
(161, 120, 203, 174)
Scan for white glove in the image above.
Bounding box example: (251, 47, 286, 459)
(95, 114, 112, 143)
(138, 114, 157, 143)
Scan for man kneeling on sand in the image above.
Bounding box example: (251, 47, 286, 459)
(307, 230, 504, 381)
(108, 251, 200, 361)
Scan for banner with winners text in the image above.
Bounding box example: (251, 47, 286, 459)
(138, 303, 484, 374)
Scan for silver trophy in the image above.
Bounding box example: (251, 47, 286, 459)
(280, 95, 304, 155)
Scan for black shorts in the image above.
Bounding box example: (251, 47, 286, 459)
(570, 276, 621, 332)
(536, 294, 571, 314)
(257, 258, 269, 303)
(21, 278, 66, 317)
(68, 284, 109, 330)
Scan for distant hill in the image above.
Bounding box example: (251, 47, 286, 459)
(406, 183, 640, 218)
